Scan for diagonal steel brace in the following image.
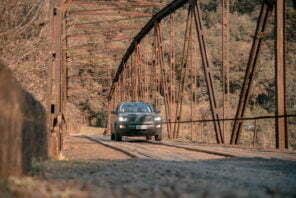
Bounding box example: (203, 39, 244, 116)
(230, 0, 274, 144)
(191, 0, 224, 144)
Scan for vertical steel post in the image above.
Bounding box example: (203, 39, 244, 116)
(275, 0, 288, 150)
(48, 0, 54, 119)
(48, 0, 65, 158)
(253, 119, 257, 148)
(62, 8, 68, 135)
(222, 0, 230, 143)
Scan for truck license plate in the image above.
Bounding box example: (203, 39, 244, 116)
(136, 125, 148, 129)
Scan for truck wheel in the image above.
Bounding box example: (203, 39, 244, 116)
(111, 133, 115, 141)
(155, 134, 162, 141)
(146, 136, 152, 141)
(115, 133, 122, 141)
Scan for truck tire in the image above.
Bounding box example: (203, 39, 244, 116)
(155, 134, 162, 141)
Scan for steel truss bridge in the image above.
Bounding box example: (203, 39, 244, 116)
(47, 0, 294, 157)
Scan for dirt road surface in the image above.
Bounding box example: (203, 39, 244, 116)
(1, 134, 296, 198)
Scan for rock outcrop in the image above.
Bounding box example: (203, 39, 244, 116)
(0, 60, 47, 179)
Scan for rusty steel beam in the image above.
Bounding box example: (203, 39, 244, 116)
(69, 60, 119, 65)
(65, 46, 125, 52)
(222, 0, 230, 142)
(48, 1, 54, 118)
(154, 23, 173, 138)
(68, 30, 126, 35)
(48, 0, 65, 158)
(67, 86, 84, 89)
(71, 58, 117, 65)
(69, 10, 152, 17)
(191, 0, 224, 144)
(275, 0, 288, 150)
(66, 33, 132, 40)
(67, 90, 106, 95)
(173, 8, 193, 139)
(67, 16, 148, 27)
(68, 63, 113, 67)
(67, 76, 105, 80)
(66, 30, 129, 37)
(68, 7, 155, 15)
(108, 0, 190, 101)
(69, 51, 124, 58)
(68, 65, 111, 70)
(69, 7, 126, 14)
(230, 1, 274, 145)
(67, 88, 88, 94)
(63, 10, 69, 121)
(67, 52, 124, 58)
(71, 24, 141, 31)
(52, 3, 63, 123)
(68, 43, 121, 49)
(70, 60, 119, 67)
(69, 53, 122, 58)
(72, 0, 166, 7)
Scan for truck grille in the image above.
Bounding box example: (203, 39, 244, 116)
(128, 115, 153, 123)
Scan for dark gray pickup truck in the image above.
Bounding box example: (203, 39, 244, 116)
(111, 102, 162, 141)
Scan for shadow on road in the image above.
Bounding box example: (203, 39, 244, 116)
(77, 135, 235, 158)
(35, 154, 296, 197)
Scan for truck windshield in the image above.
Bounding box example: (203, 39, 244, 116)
(119, 103, 153, 113)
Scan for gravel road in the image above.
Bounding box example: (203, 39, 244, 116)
(83, 135, 227, 160)
(29, 134, 295, 198)
(2, 134, 295, 198)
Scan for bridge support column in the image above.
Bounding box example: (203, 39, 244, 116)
(48, 0, 66, 159)
(275, 0, 288, 150)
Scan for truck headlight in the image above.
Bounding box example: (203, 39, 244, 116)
(119, 125, 126, 129)
(118, 116, 128, 122)
(154, 116, 161, 121)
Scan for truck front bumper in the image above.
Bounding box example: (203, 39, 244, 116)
(115, 124, 162, 136)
